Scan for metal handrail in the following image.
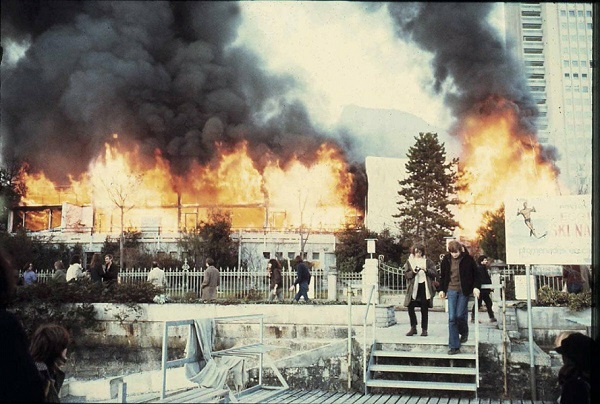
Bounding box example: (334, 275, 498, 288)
(362, 285, 376, 395)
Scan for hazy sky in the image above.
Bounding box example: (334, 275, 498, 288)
(235, 2, 506, 131)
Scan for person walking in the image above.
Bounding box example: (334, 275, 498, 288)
(30, 323, 71, 403)
(289, 256, 311, 303)
(51, 261, 67, 283)
(102, 254, 119, 286)
(87, 253, 103, 284)
(555, 332, 594, 403)
(23, 262, 38, 285)
(147, 261, 166, 288)
(403, 244, 437, 337)
(438, 240, 481, 355)
(201, 258, 220, 301)
(471, 255, 496, 323)
(267, 258, 283, 302)
(66, 255, 84, 283)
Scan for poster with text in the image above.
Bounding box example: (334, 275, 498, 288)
(505, 195, 591, 265)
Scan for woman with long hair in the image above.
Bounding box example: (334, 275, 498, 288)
(30, 324, 70, 402)
(403, 244, 437, 337)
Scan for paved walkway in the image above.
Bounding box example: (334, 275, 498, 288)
(370, 308, 503, 347)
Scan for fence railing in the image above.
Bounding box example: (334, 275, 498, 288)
(20, 262, 571, 302)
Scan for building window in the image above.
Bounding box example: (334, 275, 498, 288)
(521, 10, 541, 16)
(530, 73, 544, 79)
(586, 11, 592, 17)
(525, 60, 544, 67)
(582, 86, 588, 93)
(587, 23, 592, 29)
(312, 252, 320, 260)
(524, 48, 542, 54)
(560, 10, 566, 16)
(523, 35, 542, 41)
(530, 86, 545, 92)
(263, 252, 271, 259)
(288, 252, 295, 259)
(572, 61, 579, 67)
(573, 73, 579, 78)
(564, 73, 570, 78)
(522, 23, 542, 29)
(582, 73, 588, 78)
(569, 10, 575, 16)
(578, 10, 583, 17)
(563, 60, 569, 67)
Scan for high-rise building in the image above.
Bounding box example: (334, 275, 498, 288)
(504, 3, 593, 194)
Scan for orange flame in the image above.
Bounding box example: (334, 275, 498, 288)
(18, 140, 356, 233)
(456, 97, 564, 239)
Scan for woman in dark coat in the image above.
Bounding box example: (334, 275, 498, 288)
(87, 253, 103, 284)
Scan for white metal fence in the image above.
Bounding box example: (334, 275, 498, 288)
(20, 262, 571, 301)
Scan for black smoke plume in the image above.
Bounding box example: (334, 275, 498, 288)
(1, 0, 366, 209)
(385, 2, 558, 166)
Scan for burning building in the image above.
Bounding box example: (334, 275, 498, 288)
(1, 2, 577, 266)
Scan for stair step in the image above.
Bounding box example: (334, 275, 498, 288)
(372, 349, 476, 360)
(369, 364, 476, 375)
(366, 379, 477, 391)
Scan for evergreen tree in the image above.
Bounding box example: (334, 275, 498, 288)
(394, 132, 461, 259)
(476, 204, 506, 261)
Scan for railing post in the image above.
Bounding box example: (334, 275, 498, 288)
(328, 267, 337, 301)
(182, 258, 190, 295)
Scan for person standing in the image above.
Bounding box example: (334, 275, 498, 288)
(403, 244, 437, 337)
(102, 254, 119, 286)
(562, 265, 584, 294)
(289, 256, 311, 303)
(201, 258, 220, 301)
(66, 255, 84, 283)
(555, 332, 594, 403)
(23, 262, 38, 285)
(51, 261, 67, 283)
(1, 249, 45, 402)
(471, 255, 496, 323)
(147, 261, 166, 288)
(87, 253, 103, 284)
(30, 324, 71, 403)
(438, 240, 481, 355)
(267, 258, 283, 302)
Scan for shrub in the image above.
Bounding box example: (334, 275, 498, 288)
(536, 285, 591, 312)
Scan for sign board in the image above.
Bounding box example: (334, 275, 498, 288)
(505, 195, 591, 265)
(514, 275, 537, 300)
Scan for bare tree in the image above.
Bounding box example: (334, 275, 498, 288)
(97, 174, 143, 270)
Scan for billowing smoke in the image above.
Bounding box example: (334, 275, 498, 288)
(385, 2, 558, 165)
(1, 1, 366, 201)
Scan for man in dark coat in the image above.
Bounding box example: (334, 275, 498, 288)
(102, 254, 120, 286)
(289, 256, 311, 303)
(471, 255, 496, 323)
(438, 241, 481, 355)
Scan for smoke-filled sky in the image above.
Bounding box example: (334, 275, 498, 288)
(2, 1, 540, 192)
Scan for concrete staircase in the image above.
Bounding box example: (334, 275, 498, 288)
(365, 336, 478, 398)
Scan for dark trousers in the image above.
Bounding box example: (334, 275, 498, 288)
(294, 282, 309, 302)
(408, 283, 429, 330)
(471, 291, 495, 319)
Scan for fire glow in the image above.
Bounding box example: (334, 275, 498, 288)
(456, 97, 563, 239)
(18, 141, 355, 233)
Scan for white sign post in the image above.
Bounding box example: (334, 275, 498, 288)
(505, 195, 591, 401)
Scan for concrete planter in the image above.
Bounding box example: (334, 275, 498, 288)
(513, 306, 590, 345)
